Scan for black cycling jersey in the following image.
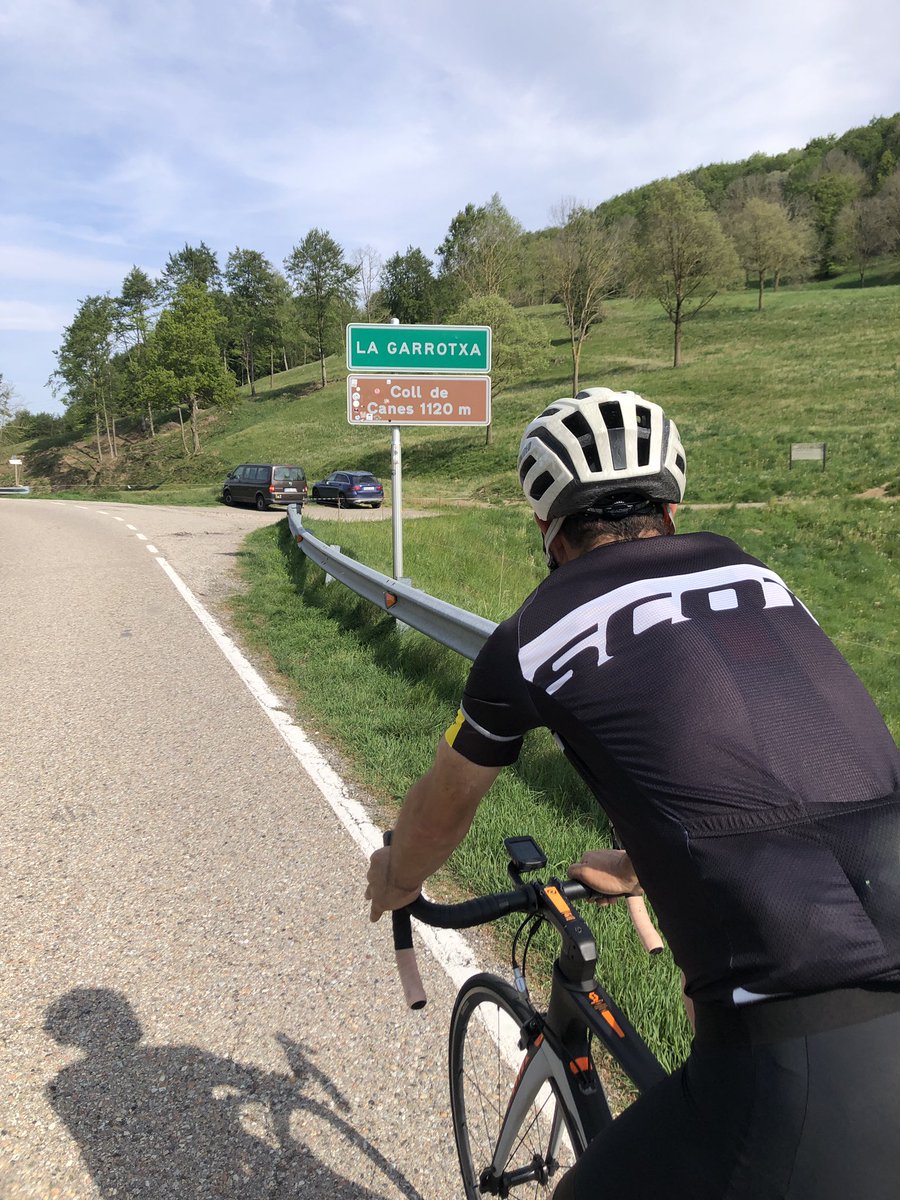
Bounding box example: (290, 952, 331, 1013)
(447, 532, 900, 1005)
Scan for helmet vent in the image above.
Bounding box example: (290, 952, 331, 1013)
(675, 453, 685, 472)
(518, 454, 536, 483)
(599, 402, 624, 430)
(529, 471, 555, 503)
(562, 410, 602, 472)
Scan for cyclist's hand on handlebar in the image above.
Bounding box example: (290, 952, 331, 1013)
(365, 846, 422, 923)
(567, 849, 642, 902)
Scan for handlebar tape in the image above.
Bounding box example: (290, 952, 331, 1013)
(626, 895, 665, 954)
(383, 832, 427, 1010)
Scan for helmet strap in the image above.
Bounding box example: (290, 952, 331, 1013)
(543, 516, 565, 571)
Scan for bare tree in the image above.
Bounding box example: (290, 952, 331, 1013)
(352, 245, 383, 320)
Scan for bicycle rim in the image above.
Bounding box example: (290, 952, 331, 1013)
(449, 974, 581, 1199)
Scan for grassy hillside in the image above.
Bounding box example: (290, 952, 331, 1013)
(9, 270, 899, 504)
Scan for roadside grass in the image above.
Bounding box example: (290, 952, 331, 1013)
(228, 497, 897, 1074)
(26, 485, 223, 505)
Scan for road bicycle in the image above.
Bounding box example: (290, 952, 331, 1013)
(387, 833, 670, 1198)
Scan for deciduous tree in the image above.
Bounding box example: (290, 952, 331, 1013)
(550, 201, 627, 392)
(834, 197, 890, 285)
(437, 194, 523, 299)
(352, 245, 383, 321)
(160, 242, 222, 297)
(726, 199, 812, 308)
(633, 180, 740, 366)
(0, 373, 19, 444)
(381, 247, 438, 323)
(52, 295, 119, 458)
(224, 249, 281, 396)
(115, 266, 160, 435)
(284, 229, 358, 388)
(150, 283, 234, 454)
(449, 294, 548, 445)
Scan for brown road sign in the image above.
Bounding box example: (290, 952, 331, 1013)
(347, 375, 491, 426)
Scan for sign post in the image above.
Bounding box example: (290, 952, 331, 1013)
(8, 457, 22, 486)
(346, 322, 492, 583)
(391, 427, 403, 580)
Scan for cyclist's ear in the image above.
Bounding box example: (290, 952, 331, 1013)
(663, 503, 678, 534)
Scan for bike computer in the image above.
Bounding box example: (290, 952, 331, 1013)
(504, 836, 548, 873)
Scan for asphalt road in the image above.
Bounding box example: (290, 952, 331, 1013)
(0, 499, 473, 1200)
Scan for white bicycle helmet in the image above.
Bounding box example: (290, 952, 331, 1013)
(518, 388, 686, 560)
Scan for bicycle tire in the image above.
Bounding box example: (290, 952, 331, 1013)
(449, 973, 584, 1198)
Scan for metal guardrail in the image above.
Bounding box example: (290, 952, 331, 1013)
(0, 485, 30, 496)
(287, 505, 496, 660)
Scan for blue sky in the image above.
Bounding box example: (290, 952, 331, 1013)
(2, 0, 898, 415)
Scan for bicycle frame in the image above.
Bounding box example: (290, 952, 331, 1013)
(389, 838, 671, 1194)
(500, 879, 666, 1156)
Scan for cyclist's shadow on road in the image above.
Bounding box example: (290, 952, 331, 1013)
(43, 988, 421, 1200)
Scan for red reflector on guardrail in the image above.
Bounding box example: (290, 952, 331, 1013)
(385, 592, 398, 608)
(295, 534, 303, 544)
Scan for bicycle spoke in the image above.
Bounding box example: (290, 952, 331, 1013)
(450, 979, 579, 1198)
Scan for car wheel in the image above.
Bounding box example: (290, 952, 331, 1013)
(255, 493, 269, 511)
(372, 502, 382, 508)
(223, 489, 233, 506)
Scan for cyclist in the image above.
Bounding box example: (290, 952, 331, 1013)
(366, 387, 900, 1199)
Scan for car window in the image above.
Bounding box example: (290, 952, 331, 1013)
(253, 466, 268, 483)
(234, 466, 248, 480)
(273, 466, 305, 483)
(336, 473, 350, 484)
(355, 474, 379, 484)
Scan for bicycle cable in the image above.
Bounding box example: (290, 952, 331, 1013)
(511, 912, 543, 1000)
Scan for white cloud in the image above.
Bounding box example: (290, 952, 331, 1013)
(0, 300, 72, 332)
(0, 243, 133, 286)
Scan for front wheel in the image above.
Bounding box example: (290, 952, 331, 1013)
(223, 489, 233, 506)
(449, 974, 582, 1198)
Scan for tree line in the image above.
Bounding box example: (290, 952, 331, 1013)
(4, 114, 899, 453)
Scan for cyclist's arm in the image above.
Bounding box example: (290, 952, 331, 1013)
(367, 737, 502, 922)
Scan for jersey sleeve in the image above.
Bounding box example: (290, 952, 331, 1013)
(445, 616, 541, 767)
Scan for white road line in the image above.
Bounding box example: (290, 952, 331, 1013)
(146, 545, 159, 554)
(153, 555, 484, 1000)
(126, 524, 138, 531)
(136, 533, 147, 541)
(114, 517, 125, 522)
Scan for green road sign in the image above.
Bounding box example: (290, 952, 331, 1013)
(346, 323, 491, 373)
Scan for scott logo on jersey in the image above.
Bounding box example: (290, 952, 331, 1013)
(519, 564, 812, 696)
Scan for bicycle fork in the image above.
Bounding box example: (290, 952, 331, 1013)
(482, 1015, 602, 1195)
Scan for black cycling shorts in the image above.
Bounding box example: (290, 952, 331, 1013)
(553, 987, 900, 1200)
